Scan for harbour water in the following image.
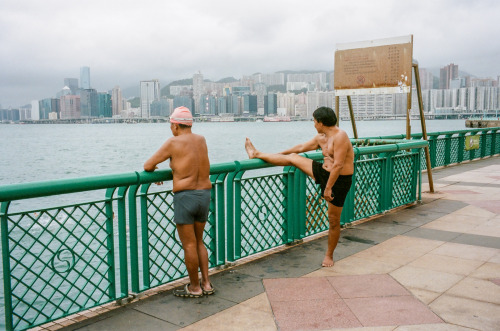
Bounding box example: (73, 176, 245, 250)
(0, 119, 467, 186)
(0, 119, 469, 329)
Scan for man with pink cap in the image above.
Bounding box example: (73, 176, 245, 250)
(144, 106, 214, 298)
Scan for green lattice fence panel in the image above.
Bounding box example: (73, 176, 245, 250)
(3, 202, 115, 330)
(391, 153, 417, 208)
(304, 176, 328, 236)
(144, 190, 216, 288)
(473, 135, 482, 159)
(450, 136, 460, 164)
(353, 158, 383, 220)
(239, 175, 286, 257)
(435, 138, 446, 167)
(485, 133, 493, 156)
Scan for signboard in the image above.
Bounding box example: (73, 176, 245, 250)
(465, 135, 480, 150)
(334, 35, 413, 96)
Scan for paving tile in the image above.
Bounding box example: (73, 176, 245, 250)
(468, 218, 500, 237)
(421, 213, 491, 233)
(270, 298, 362, 331)
(394, 323, 476, 330)
(208, 269, 265, 303)
(310, 256, 400, 276)
(327, 274, 410, 298)
(468, 262, 500, 280)
(446, 277, 500, 304)
(468, 200, 500, 214)
(71, 308, 178, 331)
(429, 294, 500, 331)
(180, 293, 277, 331)
(430, 242, 499, 261)
(344, 296, 442, 327)
(340, 227, 394, 246)
(407, 253, 484, 276)
(452, 205, 497, 218)
(452, 233, 500, 249)
(403, 228, 461, 242)
(390, 266, 464, 293)
(376, 209, 448, 227)
(353, 236, 443, 266)
(404, 287, 441, 305)
(132, 291, 236, 328)
(263, 277, 339, 302)
(354, 220, 415, 236)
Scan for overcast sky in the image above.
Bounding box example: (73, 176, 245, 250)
(1, 0, 499, 108)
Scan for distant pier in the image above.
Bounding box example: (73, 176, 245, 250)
(465, 118, 500, 128)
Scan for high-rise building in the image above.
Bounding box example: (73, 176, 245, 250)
(193, 72, 204, 114)
(243, 95, 257, 114)
(265, 93, 278, 115)
(140, 79, 160, 118)
(39, 98, 60, 119)
(97, 92, 112, 118)
(111, 86, 123, 117)
(80, 66, 91, 89)
(31, 100, 40, 120)
(418, 68, 434, 90)
(64, 78, 79, 94)
(439, 63, 458, 89)
(60, 95, 81, 119)
(80, 89, 98, 117)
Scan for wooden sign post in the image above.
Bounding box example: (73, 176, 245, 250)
(334, 35, 434, 192)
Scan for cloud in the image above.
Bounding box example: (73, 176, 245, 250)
(1, 0, 500, 108)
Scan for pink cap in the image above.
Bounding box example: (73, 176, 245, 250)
(170, 106, 193, 126)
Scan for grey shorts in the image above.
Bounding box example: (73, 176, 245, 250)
(173, 189, 211, 225)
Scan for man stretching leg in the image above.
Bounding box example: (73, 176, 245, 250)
(144, 106, 214, 297)
(245, 107, 354, 267)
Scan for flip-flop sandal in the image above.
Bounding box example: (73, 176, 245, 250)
(173, 284, 203, 298)
(201, 282, 215, 295)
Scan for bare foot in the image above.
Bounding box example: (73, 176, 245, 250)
(245, 137, 258, 159)
(322, 256, 334, 267)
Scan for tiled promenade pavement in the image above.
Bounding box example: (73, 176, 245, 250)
(50, 156, 500, 331)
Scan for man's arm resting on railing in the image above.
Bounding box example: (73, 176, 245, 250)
(144, 140, 172, 172)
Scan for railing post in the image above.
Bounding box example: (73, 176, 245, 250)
(225, 166, 239, 262)
(127, 185, 140, 293)
(444, 134, 453, 166)
(1, 201, 14, 331)
(233, 171, 245, 260)
(116, 186, 129, 297)
(104, 188, 118, 300)
(211, 173, 227, 265)
(480, 130, 487, 158)
(457, 132, 466, 163)
(140, 184, 151, 289)
(284, 166, 295, 243)
(428, 135, 437, 168)
(382, 152, 395, 211)
(492, 129, 498, 155)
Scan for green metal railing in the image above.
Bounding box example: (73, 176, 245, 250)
(0, 128, 498, 330)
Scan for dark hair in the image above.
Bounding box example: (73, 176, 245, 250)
(178, 123, 191, 129)
(313, 107, 337, 126)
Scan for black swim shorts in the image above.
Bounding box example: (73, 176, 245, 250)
(173, 189, 211, 225)
(311, 160, 352, 207)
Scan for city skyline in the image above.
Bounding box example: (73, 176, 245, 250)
(1, 0, 500, 108)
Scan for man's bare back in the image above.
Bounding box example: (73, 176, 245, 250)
(144, 129, 211, 192)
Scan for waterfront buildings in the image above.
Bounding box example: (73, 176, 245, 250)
(140, 79, 160, 118)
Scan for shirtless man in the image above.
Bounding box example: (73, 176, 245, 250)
(245, 107, 354, 267)
(144, 106, 214, 298)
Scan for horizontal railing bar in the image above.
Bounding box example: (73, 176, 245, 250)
(0, 140, 430, 203)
